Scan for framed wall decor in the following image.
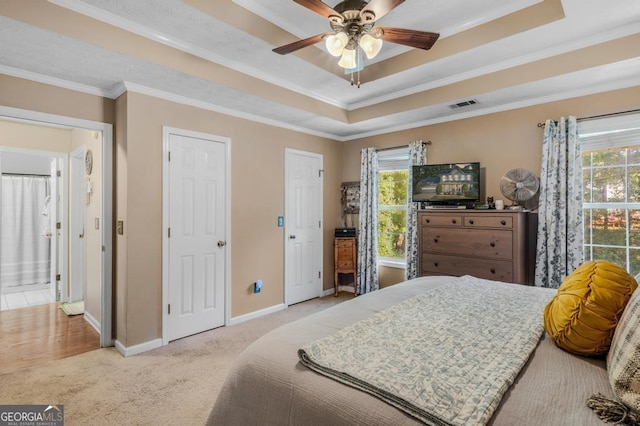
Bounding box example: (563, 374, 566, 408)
(340, 181, 360, 215)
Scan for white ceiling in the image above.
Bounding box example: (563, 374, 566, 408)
(1, 0, 639, 141)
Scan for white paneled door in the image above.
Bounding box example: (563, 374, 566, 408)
(285, 149, 323, 305)
(167, 133, 227, 341)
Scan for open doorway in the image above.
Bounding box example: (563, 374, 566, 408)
(0, 106, 113, 352)
(0, 149, 62, 310)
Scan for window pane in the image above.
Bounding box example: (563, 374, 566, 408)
(592, 167, 625, 202)
(582, 151, 592, 168)
(631, 209, 640, 247)
(630, 249, 640, 277)
(591, 149, 626, 166)
(630, 147, 640, 165)
(378, 209, 406, 259)
(593, 246, 627, 270)
(379, 170, 408, 206)
(582, 169, 592, 202)
(583, 209, 592, 244)
(591, 208, 626, 246)
(629, 166, 640, 202)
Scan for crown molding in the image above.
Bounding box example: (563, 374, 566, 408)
(348, 21, 640, 111)
(0, 64, 112, 98)
(48, 0, 346, 109)
(341, 75, 640, 141)
(119, 81, 340, 141)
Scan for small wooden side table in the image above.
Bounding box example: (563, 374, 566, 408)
(334, 237, 357, 296)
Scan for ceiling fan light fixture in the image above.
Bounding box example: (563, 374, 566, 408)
(338, 47, 357, 69)
(325, 32, 349, 57)
(359, 32, 383, 59)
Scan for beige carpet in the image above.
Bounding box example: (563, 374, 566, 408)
(0, 293, 350, 425)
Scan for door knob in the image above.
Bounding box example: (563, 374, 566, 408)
(217, 240, 226, 247)
(289, 235, 296, 239)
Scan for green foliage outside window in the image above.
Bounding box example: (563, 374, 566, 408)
(378, 170, 408, 259)
(582, 147, 640, 275)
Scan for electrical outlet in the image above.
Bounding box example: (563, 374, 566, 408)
(277, 216, 284, 227)
(254, 280, 263, 294)
(117, 221, 124, 235)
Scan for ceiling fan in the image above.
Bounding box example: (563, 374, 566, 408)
(273, 0, 440, 75)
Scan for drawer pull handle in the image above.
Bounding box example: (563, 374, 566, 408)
(434, 262, 439, 267)
(501, 220, 506, 225)
(490, 268, 496, 274)
(452, 219, 457, 224)
(469, 219, 474, 224)
(433, 238, 439, 243)
(426, 219, 430, 223)
(490, 242, 496, 247)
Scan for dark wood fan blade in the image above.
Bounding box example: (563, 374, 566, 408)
(294, 0, 341, 19)
(378, 27, 440, 50)
(273, 33, 330, 55)
(361, 0, 405, 21)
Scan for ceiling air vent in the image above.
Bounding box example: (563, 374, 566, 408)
(449, 99, 478, 109)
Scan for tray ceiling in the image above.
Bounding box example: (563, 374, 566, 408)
(0, 0, 639, 140)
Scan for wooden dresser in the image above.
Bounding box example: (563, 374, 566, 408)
(418, 210, 535, 285)
(334, 237, 357, 296)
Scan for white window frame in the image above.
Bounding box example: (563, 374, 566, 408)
(579, 113, 640, 274)
(377, 148, 409, 269)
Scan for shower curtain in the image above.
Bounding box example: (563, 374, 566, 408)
(0, 175, 51, 293)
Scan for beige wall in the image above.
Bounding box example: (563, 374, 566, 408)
(342, 85, 640, 287)
(117, 92, 342, 346)
(0, 120, 71, 152)
(4, 73, 640, 347)
(115, 93, 128, 342)
(0, 74, 115, 125)
(70, 129, 102, 325)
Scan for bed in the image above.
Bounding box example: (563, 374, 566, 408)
(207, 276, 615, 425)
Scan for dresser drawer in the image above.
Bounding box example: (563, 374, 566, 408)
(336, 240, 355, 249)
(421, 253, 513, 282)
(464, 215, 513, 229)
(337, 260, 354, 269)
(420, 214, 462, 227)
(338, 247, 353, 258)
(421, 228, 513, 259)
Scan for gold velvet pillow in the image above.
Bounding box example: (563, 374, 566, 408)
(544, 261, 638, 356)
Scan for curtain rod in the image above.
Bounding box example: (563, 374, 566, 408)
(536, 108, 640, 127)
(2, 173, 50, 177)
(377, 140, 432, 152)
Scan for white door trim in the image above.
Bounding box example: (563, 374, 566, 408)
(0, 105, 114, 348)
(283, 148, 323, 306)
(161, 126, 231, 346)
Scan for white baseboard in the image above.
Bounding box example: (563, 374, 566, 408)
(228, 303, 286, 326)
(83, 310, 100, 334)
(338, 285, 356, 294)
(322, 285, 357, 297)
(114, 338, 163, 357)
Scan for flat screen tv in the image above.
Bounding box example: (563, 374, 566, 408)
(412, 162, 480, 204)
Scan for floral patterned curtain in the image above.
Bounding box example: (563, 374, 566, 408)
(534, 116, 583, 288)
(405, 141, 428, 280)
(357, 148, 379, 294)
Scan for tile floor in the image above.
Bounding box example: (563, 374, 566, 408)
(1, 289, 56, 311)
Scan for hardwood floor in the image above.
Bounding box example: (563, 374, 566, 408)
(0, 302, 100, 375)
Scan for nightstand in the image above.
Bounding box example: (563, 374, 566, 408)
(334, 237, 357, 296)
